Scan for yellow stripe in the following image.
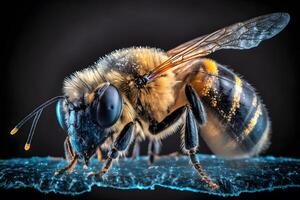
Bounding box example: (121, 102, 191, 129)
(203, 59, 218, 75)
(237, 104, 262, 142)
(200, 59, 218, 97)
(226, 75, 243, 122)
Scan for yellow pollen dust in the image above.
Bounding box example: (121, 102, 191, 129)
(201, 78, 214, 96)
(211, 98, 217, 107)
(200, 59, 219, 97)
(203, 59, 218, 75)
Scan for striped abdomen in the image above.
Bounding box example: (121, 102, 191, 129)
(190, 59, 271, 158)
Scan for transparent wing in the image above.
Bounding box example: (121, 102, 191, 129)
(145, 12, 290, 83)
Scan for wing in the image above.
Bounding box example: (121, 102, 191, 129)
(144, 12, 290, 83)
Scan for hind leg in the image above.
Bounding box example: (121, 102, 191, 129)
(54, 154, 78, 175)
(147, 85, 219, 189)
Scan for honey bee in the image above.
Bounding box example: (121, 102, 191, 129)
(10, 13, 290, 189)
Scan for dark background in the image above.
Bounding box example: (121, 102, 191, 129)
(0, 0, 299, 199)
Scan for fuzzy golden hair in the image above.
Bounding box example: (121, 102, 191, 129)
(62, 47, 179, 144)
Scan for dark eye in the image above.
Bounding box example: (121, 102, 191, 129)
(90, 84, 123, 128)
(56, 98, 68, 131)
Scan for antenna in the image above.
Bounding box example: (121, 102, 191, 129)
(24, 109, 43, 151)
(10, 95, 65, 150)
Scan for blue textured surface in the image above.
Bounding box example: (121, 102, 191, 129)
(0, 155, 299, 196)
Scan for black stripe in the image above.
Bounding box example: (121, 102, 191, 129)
(199, 64, 269, 152)
(227, 81, 257, 139)
(215, 66, 236, 117)
(201, 64, 236, 120)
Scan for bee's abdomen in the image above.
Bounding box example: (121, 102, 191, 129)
(190, 59, 270, 158)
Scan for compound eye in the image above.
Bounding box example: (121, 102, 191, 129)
(90, 84, 123, 128)
(56, 98, 68, 132)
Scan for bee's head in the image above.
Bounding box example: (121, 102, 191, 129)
(56, 82, 123, 159)
(10, 82, 123, 160)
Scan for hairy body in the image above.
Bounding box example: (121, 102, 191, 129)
(63, 47, 270, 158)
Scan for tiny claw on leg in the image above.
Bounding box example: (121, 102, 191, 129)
(193, 161, 219, 190)
(209, 182, 219, 190)
(87, 168, 108, 178)
(54, 155, 78, 176)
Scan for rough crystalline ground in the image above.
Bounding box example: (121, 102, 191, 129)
(0, 154, 299, 196)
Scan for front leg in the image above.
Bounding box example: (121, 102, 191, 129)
(96, 146, 109, 162)
(88, 122, 134, 177)
(54, 136, 78, 176)
(54, 154, 78, 175)
(184, 107, 219, 189)
(64, 135, 74, 161)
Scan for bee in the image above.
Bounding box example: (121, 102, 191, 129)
(10, 13, 290, 189)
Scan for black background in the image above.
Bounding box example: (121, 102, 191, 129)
(0, 0, 299, 199)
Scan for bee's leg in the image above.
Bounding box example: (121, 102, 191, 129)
(55, 136, 78, 175)
(185, 84, 206, 125)
(148, 139, 161, 164)
(148, 93, 218, 189)
(64, 135, 74, 161)
(96, 146, 109, 162)
(148, 106, 187, 158)
(184, 84, 219, 189)
(54, 154, 79, 176)
(88, 122, 134, 177)
(149, 106, 186, 135)
(96, 147, 103, 162)
(131, 138, 140, 159)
